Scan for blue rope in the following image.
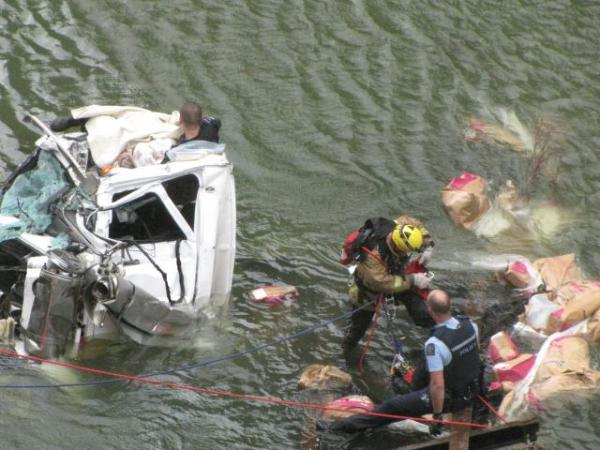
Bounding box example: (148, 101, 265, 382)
(0, 302, 373, 389)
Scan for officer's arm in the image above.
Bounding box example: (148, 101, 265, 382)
(429, 370, 445, 415)
(357, 256, 410, 294)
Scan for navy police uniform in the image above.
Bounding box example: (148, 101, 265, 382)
(333, 316, 480, 433)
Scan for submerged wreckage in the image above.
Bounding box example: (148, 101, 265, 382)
(0, 107, 235, 358)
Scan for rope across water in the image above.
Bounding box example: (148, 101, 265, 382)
(0, 302, 376, 389)
(0, 347, 487, 428)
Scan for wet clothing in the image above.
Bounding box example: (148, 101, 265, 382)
(177, 116, 221, 144)
(331, 387, 432, 433)
(343, 292, 433, 352)
(336, 315, 481, 432)
(342, 216, 434, 352)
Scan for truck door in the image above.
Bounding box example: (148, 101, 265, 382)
(107, 174, 199, 303)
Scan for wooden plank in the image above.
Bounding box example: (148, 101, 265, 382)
(398, 419, 539, 450)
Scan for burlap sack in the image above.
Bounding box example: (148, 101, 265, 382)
(533, 254, 582, 292)
(441, 172, 491, 229)
(489, 331, 521, 364)
(323, 395, 375, 419)
(535, 336, 590, 382)
(585, 308, 600, 343)
(298, 364, 352, 390)
(553, 281, 600, 306)
(529, 370, 600, 402)
(546, 289, 600, 333)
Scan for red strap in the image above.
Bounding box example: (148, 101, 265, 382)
(360, 246, 386, 267)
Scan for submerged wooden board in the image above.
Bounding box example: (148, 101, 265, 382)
(397, 419, 539, 450)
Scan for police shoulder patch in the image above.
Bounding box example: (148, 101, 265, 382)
(426, 343, 436, 356)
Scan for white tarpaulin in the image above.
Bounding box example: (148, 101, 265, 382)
(71, 105, 181, 168)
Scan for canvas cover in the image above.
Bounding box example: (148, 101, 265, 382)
(70, 105, 181, 169)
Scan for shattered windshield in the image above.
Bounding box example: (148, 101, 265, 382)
(0, 150, 70, 243)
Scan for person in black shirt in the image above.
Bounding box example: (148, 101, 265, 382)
(177, 101, 221, 144)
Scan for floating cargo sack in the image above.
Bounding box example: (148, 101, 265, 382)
(525, 294, 561, 331)
(298, 364, 352, 391)
(529, 371, 600, 404)
(585, 308, 600, 343)
(493, 354, 536, 388)
(489, 331, 521, 364)
(503, 259, 544, 292)
(533, 254, 582, 292)
(323, 395, 375, 420)
(546, 289, 600, 333)
(248, 284, 299, 305)
(441, 172, 491, 229)
(553, 281, 600, 306)
(535, 336, 590, 382)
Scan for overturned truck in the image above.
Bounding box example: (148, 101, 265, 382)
(0, 110, 236, 358)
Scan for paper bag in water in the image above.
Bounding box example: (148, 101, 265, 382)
(441, 172, 491, 229)
(503, 259, 543, 291)
(529, 370, 600, 403)
(533, 254, 582, 292)
(493, 353, 535, 385)
(323, 395, 375, 419)
(546, 289, 600, 333)
(535, 336, 590, 382)
(489, 331, 521, 364)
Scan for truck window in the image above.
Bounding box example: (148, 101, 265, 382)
(162, 174, 199, 229)
(109, 192, 186, 242)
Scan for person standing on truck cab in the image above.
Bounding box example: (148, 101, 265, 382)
(177, 101, 221, 144)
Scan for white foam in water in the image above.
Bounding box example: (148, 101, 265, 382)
(494, 108, 534, 152)
(428, 251, 524, 272)
(472, 207, 514, 239)
(530, 204, 567, 239)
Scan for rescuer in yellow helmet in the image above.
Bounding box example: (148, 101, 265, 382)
(342, 216, 435, 354)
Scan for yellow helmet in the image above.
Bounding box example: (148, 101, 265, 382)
(391, 224, 423, 254)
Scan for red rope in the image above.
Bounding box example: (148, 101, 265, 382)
(477, 394, 508, 424)
(358, 294, 383, 378)
(0, 347, 486, 429)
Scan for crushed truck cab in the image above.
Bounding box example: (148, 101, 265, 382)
(0, 110, 235, 357)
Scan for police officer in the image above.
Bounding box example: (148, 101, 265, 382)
(329, 290, 481, 434)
